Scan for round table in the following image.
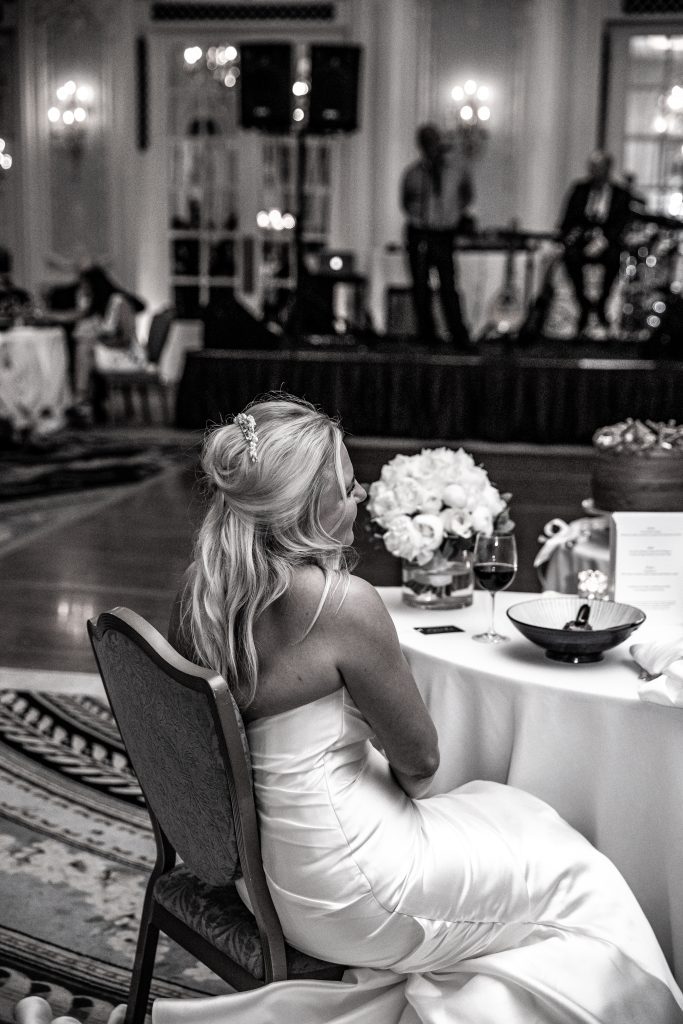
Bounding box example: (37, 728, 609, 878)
(379, 586, 683, 981)
(0, 326, 71, 434)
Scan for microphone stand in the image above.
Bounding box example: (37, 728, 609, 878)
(291, 128, 308, 346)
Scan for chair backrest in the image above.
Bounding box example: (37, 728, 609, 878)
(146, 308, 175, 364)
(88, 607, 253, 887)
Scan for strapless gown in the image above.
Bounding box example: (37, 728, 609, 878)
(154, 687, 683, 1024)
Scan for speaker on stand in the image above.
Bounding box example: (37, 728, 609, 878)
(287, 46, 363, 340)
(239, 43, 293, 133)
(308, 44, 362, 135)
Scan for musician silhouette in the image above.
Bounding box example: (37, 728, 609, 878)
(400, 124, 474, 348)
(558, 150, 632, 335)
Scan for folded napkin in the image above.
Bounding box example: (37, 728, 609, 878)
(630, 637, 683, 707)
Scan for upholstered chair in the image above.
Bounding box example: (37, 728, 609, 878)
(88, 607, 344, 1024)
(94, 307, 175, 423)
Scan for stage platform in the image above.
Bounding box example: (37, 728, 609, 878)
(174, 338, 683, 443)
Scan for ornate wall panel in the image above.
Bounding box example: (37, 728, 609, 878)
(33, 0, 117, 270)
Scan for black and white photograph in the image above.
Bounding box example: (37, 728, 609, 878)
(1, 1, 683, 1022)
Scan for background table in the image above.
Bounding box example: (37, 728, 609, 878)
(157, 319, 203, 385)
(379, 586, 683, 981)
(0, 326, 71, 434)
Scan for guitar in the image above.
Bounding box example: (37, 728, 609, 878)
(480, 220, 527, 339)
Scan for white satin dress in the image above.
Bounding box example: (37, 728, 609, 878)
(154, 687, 683, 1024)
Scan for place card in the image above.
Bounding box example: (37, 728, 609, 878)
(610, 512, 683, 627)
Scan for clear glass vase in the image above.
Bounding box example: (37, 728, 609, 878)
(401, 552, 474, 609)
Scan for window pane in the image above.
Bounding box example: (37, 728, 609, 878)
(623, 140, 662, 185)
(625, 89, 663, 134)
(629, 36, 671, 86)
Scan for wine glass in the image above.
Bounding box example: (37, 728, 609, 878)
(472, 532, 518, 643)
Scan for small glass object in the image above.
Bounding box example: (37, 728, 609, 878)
(472, 532, 518, 643)
(577, 568, 609, 600)
(401, 552, 474, 610)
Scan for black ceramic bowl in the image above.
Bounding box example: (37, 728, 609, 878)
(506, 597, 646, 664)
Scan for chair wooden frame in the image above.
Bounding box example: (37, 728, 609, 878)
(88, 607, 344, 1024)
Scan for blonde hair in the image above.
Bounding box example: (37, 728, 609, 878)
(185, 394, 354, 708)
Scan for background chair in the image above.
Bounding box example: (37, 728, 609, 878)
(94, 307, 175, 424)
(88, 607, 344, 1024)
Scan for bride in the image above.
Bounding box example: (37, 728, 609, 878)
(24, 394, 678, 1024)
(157, 394, 682, 1023)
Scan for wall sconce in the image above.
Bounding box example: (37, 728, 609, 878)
(449, 79, 491, 159)
(0, 138, 12, 171)
(256, 208, 296, 231)
(47, 80, 95, 157)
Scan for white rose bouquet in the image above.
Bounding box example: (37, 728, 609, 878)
(366, 447, 514, 567)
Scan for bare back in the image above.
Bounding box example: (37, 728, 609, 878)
(246, 565, 347, 722)
(168, 564, 439, 785)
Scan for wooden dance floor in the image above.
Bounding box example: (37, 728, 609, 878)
(175, 342, 683, 443)
(0, 437, 594, 678)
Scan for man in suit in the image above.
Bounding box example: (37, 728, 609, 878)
(400, 124, 474, 349)
(558, 150, 633, 335)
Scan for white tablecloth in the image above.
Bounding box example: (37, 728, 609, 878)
(379, 586, 683, 980)
(158, 320, 203, 385)
(0, 326, 71, 433)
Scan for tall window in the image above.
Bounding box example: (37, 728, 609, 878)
(608, 29, 683, 216)
(0, 26, 18, 274)
(166, 42, 336, 318)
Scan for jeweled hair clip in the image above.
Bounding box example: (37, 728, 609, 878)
(235, 412, 259, 462)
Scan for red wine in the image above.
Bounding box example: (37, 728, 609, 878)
(473, 561, 516, 592)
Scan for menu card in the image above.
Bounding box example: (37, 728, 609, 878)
(610, 512, 683, 627)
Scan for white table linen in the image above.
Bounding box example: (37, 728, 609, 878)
(379, 587, 683, 980)
(157, 320, 203, 385)
(0, 326, 71, 433)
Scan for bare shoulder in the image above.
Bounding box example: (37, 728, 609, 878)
(327, 574, 395, 638)
(265, 564, 332, 640)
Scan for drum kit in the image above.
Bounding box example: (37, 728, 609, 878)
(616, 210, 683, 342)
(508, 209, 683, 345)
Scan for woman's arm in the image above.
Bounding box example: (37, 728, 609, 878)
(331, 576, 439, 797)
(98, 293, 132, 347)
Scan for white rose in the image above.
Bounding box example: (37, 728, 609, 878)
(422, 448, 461, 476)
(440, 507, 473, 538)
(366, 482, 403, 528)
(442, 483, 467, 509)
(417, 489, 444, 514)
(412, 513, 444, 552)
(460, 466, 488, 492)
(471, 506, 494, 535)
(480, 483, 505, 516)
(450, 448, 476, 473)
(393, 477, 427, 514)
(383, 515, 430, 563)
(380, 454, 411, 488)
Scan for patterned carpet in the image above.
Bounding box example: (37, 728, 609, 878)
(0, 688, 230, 1024)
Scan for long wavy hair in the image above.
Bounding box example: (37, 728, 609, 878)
(184, 394, 355, 708)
